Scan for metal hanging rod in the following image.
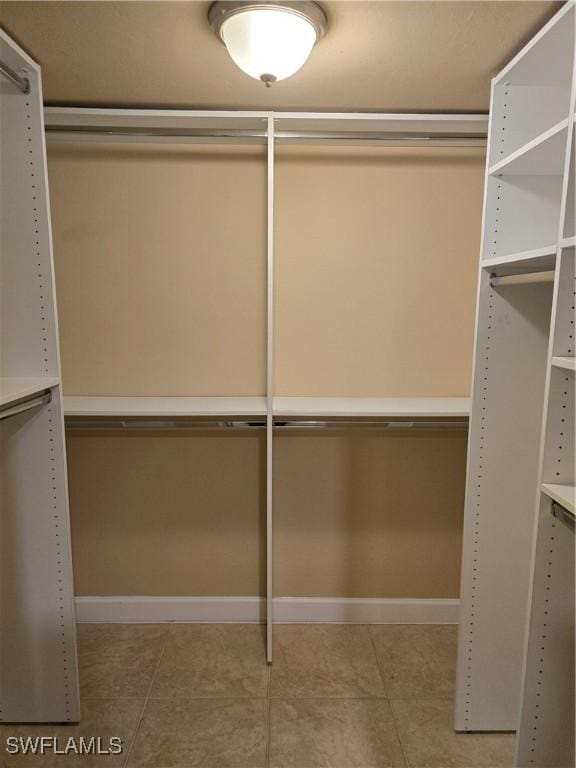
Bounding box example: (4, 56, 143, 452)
(46, 127, 266, 140)
(65, 418, 266, 430)
(0, 391, 51, 421)
(65, 417, 468, 431)
(551, 500, 575, 530)
(0, 59, 30, 94)
(490, 270, 555, 288)
(44, 125, 486, 147)
(274, 420, 468, 430)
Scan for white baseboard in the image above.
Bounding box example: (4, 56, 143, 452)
(75, 596, 459, 624)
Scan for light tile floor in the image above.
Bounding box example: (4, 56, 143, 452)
(0, 624, 515, 768)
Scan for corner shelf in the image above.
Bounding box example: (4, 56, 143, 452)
(0, 376, 60, 409)
(272, 397, 470, 419)
(481, 245, 557, 276)
(541, 483, 575, 515)
(488, 118, 568, 177)
(63, 395, 267, 418)
(551, 356, 576, 372)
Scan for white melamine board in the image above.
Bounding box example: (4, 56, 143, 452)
(489, 118, 568, 177)
(551, 355, 576, 371)
(266, 116, 274, 663)
(516, 251, 575, 765)
(563, 133, 575, 239)
(508, 13, 575, 756)
(63, 396, 267, 418)
(488, 5, 574, 169)
(0, 30, 79, 723)
(542, 367, 575, 487)
(272, 112, 487, 138)
(541, 483, 576, 514)
(44, 107, 270, 133)
(44, 109, 488, 147)
(483, 175, 563, 259)
(0, 377, 59, 408)
(0, 31, 59, 381)
(552, 248, 575, 358)
(456, 271, 554, 731)
(515, 497, 575, 767)
(494, 2, 575, 87)
(0, 393, 79, 722)
(481, 246, 557, 276)
(273, 397, 470, 419)
(44, 109, 488, 137)
(489, 86, 571, 167)
(560, 236, 576, 248)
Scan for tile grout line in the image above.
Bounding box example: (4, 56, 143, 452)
(121, 629, 169, 768)
(367, 627, 411, 768)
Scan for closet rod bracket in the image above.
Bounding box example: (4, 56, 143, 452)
(0, 59, 30, 94)
(551, 500, 575, 531)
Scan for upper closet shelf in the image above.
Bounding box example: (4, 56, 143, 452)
(560, 236, 575, 249)
(63, 396, 267, 418)
(488, 118, 568, 177)
(272, 397, 470, 419)
(0, 377, 60, 408)
(551, 356, 576, 372)
(481, 245, 557, 276)
(542, 483, 576, 516)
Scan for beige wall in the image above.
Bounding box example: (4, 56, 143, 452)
(66, 430, 266, 597)
(275, 146, 485, 396)
(48, 142, 483, 599)
(48, 143, 267, 396)
(66, 428, 466, 598)
(48, 143, 484, 398)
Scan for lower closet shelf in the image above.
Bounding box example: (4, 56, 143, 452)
(63, 396, 267, 418)
(272, 396, 470, 419)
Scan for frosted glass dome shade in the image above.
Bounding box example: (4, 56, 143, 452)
(220, 7, 319, 84)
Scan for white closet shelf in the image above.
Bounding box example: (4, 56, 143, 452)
(560, 236, 575, 248)
(63, 396, 267, 417)
(272, 397, 470, 418)
(551, 356, 576, 372)
(0, 376, 60, 408)
(488, 118, 568, 177)
(481, 245, 557, 276)
(542, 483, 575, 515)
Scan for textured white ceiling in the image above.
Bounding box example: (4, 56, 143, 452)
(0, 1, 561, 111)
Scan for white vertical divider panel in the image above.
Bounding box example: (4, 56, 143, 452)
(0, 29, 79, 722)
(455, 2, 574, 733)
(266, 115, 275, 663)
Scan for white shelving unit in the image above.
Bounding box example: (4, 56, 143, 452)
(46, 107, 483, 664)
(0, 30, 79, 722)
(456, 1, 575, 739)
(515, 156, 575, 765)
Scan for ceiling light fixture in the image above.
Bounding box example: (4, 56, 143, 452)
(208, 1, 327, 87)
